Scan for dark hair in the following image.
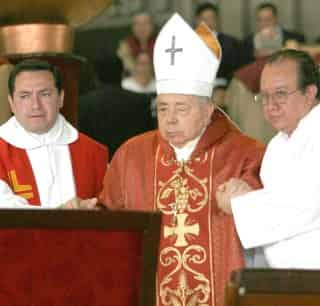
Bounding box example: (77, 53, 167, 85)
(195, 2, 219, 17)
(8, 59, 63, 97)
(256, 2, 278, 16)
(267, 49, 320, 99)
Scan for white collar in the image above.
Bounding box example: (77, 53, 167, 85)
(171, 127, 205, 162)
(0, 114, 78, 149)
(278, 103, 320, 141)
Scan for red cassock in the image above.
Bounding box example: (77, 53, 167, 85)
(0, 133, 108, 205)
(100, 109, 265, 306)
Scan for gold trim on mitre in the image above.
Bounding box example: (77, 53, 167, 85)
(195, 22, 221, 60)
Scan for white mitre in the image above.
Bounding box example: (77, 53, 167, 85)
(153, 13, 221, 98)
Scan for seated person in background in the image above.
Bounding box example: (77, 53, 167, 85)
(254, 25, 284, 58)
(121, 51, 156, 94)
(117, 12, 156, 76)
(0, 59, 108, 209)
(241, 2, 305, 66)
(100, 13, 264, 306)
(195, 2, 241, 83)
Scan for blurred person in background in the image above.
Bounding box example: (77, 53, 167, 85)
(117, 12, 156, 76)
(121, 51, 156, 94)
(241, 2, 305, 66)
(195, 2, 241, 83)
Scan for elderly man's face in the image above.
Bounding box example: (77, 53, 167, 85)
(9, 70, 64, 134)
(261, 59, 315, 135)
(156, 94, 214, 148)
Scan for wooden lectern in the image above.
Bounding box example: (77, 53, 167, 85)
(225, 268, 320, 306)
(0, 209, 161, 306)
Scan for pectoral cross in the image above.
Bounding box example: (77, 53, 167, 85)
(165, 35, 183, 65)
(164, 213, 199, 247)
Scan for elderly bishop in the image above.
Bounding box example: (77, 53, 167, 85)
(100, 13, 264, 306)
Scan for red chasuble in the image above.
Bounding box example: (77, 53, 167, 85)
(100, 110, 265, 306)
(0, 133, 108, 205)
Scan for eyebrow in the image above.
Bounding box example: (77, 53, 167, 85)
(15, 90, 32, 95)
(16, 87, 54, 93)
(261, 86, 289, 92)
(157, 101, 189, 105)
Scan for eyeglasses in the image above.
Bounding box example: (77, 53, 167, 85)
(254, 89, 301, 106)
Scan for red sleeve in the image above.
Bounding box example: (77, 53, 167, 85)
(92, 143, 109, 198)
(239, 142, 265, 189)
(99, 145, 126, 209)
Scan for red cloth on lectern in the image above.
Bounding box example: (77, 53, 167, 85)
(100, 109, 265, 306)
(0, 133, 108, 205)
(0, 229, 142, 306)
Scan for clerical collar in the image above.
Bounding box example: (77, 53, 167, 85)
(0, 114, 78, 149)
(171, 127, 206, 162)
(279, 103, 320, 141)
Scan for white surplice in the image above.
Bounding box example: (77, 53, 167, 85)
(231, 103, 320, 268)
(0, 114, 78, 208)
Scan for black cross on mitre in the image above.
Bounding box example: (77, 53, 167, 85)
(165, 35, 183, 66)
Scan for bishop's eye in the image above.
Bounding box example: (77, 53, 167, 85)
(177, 106, 188, 113)
(157, 106, 168, 113)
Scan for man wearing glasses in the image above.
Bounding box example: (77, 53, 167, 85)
(217, 49, 320, 268)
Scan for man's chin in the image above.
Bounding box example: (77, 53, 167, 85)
(169, 139, 187, 148)
(269, 121, 284, 132)
(26, 125, 50, 134)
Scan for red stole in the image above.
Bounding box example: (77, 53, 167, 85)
(5, 147, 40, 205)
(0, 134, 107, 206)
(154, 145, 218, 306)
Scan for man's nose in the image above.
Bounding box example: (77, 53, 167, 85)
(166, 109, 178, 123)
(30, 94, 41, 109)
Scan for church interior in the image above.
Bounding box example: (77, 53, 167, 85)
(0, 0, 319, 305)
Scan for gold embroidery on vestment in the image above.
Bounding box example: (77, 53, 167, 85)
(8, 170, 34, 199)
(159, 245, 210, 305)
(164, 213, 199, 247)
(157, 163, 208, 216)
(156, 152, 213, 306)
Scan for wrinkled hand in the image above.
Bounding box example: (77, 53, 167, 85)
(60, 197, 98, 210)
(216, 178, 252, 214)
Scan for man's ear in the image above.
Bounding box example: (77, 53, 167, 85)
(305, 84, 318, 105)
(8, 94, 14, 113)
(206, 101, 215, 124)
(58, 90, 64, 109)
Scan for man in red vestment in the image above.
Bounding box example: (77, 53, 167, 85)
(100, 14, 264, 306)
(0, 59, 108, 209)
